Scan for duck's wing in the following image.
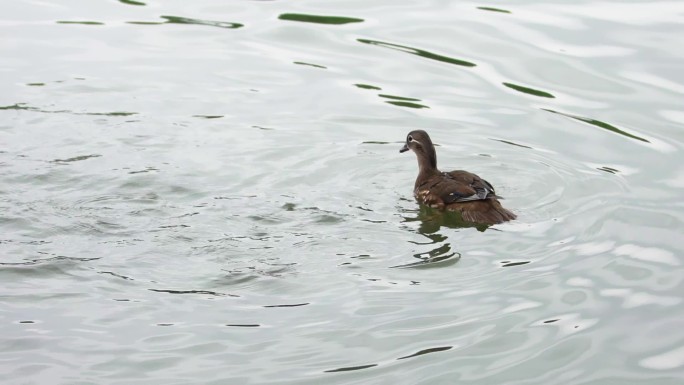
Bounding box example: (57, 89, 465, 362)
(439, 170, 497, 203)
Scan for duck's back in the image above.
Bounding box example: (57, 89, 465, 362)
(414, 169, 516, 225)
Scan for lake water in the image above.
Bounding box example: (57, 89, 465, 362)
(2, 0, 684, 384)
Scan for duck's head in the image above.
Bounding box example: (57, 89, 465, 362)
(399, 130, 437, 169)
(400, 130, 437, 170)
(399, 130, 433, 153)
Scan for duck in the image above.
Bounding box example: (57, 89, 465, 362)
(400, 130, 516, 225)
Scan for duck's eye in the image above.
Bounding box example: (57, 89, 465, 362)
(408, 135, 413, 142)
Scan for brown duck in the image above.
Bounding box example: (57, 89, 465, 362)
(400, 130, 516, 225)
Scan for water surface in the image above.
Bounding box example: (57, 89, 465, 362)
(2, 0, 683, 384)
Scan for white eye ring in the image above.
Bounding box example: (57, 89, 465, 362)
(408, 135, 413, 142)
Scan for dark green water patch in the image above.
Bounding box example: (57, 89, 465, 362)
(157, 224, 188, 229)
(390, 251, 461, 269)
(57, 21, 104, 25)
(127, 21, 163, 25)
(500, 261, 531, 267)
(91, 111, 137, 116)
(0, 103, 32, 111)
(358, 39, 476, 67)
(282, 203, 296, 211)
(129, 16, 243, 29)
(416, 243, 453, 260)
(386, 101, 429, 109)
(597, 166, 620, 174)
(379, 94, 421, 102)
(149, 289, 239, 297)
(477, 6, 512, 14)
(325, 364, 378, 373)
(503, 82, 555, 98)
(398, 346, 453, 360)
(0, 103, 136, 116)
(248, 215, 282, 224)
(119, 0, 146, 5)
(127, 167, 158, 175)
(543, 109, 650, 143)
(52, 154, 102, 163)
(315, 214, 343, 223)
(263, 303, 309, 308)
(0, 255, 100, 267)
(193, 115, 224, 119)
(354, 83, 381, 90)
(279, 13, 363, 25)
(162, 15, 243, 29)
(99, 271, 134, 281)
(491, 138, 533, 149)
(294, 61, 327, 69)
(226, 324, 260, 327)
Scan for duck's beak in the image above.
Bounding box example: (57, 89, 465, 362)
(399, 143, 409, 153)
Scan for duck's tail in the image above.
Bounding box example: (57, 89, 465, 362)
(455, 198, 517, 225)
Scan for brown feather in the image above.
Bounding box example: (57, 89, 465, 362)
(445, 199, 517, 225)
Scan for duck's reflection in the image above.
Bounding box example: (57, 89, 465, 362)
(404, 206, 491, 233)
(392, 205, 500, 267)
(393, 207, 488, 268)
